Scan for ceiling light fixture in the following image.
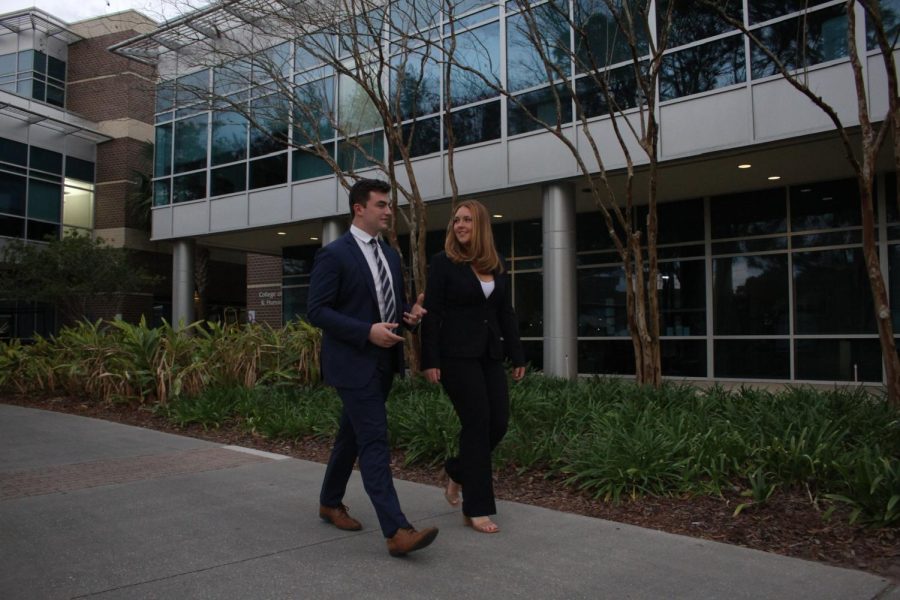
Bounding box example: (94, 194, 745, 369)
(277, 231, 287, 236)
(738, 164, 752, 169)
(493, 214, 503, 218)
(768, 176, 781, 181)
(310, 236, 319, 241)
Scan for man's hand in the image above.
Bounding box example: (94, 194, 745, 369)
(403, 293, 427, 327)
(511, 366, 526, 381)
(423, 368, 441, 383)
(369, 323, 404, 347)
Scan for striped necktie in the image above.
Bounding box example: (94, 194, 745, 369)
(369, 238, 396, 323)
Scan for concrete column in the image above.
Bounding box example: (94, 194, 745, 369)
(172, 239, 195, 328)
(322, 218, 345, 245)
(542, 182, 578, 379)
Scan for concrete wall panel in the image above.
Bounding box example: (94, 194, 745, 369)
(171, 202, 209, 236)
(660, 88, 751, 158)
(151, 206, 173, 239)
(291, 177, 339, 221)
(508, 129, 575, 184)
(210, 193, 249, 231)
(248, 186, 291, 227)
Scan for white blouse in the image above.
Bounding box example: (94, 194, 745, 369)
(479, 279, 495, 298)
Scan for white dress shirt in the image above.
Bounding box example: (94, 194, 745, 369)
(350, 224, 396, 322)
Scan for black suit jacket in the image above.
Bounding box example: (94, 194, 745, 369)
(307, 231, 410, 389)
(421, 251, 525, 370)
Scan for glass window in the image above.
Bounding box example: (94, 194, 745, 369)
(447, 100, 501, 147)
(214, 60, 251, 96)
(18, 50, 33, 71)
(297, 32, 335, 71)
(793, 248, 875, 334)
(62, 182, 93, 229)
(659, 260, 706, 336)
(176, 69, 209, 106)
(795, 338, 882, 382)
(154, 124, 172, 177)
(156, 80, 175, 113)
(867, 0, 900, 50)
(0, 53, 15, 76)
(638, 197, 705, 245)
(574, 63, 641, 118)
(790, 178, 859, 230)
(211, 163, 247, 196)
(338, 71, 381, 134)
(514, 218, 542, 256)
(447, 21, 500, 106)
(751, 5, 848, 79)
(250, 93, 290, 157)
(888, 244, 900, 324)
(32, 51, 46, 74)
(660, 34, 745, 101)
(46, 84, 64, 107)
(65, 157, 94, 183)
(0, 214, 24, 238)
(0, 171, 26, 215)
(661, 339, 707, 377)
(576, 210, 619, 252)
(293, 144, 335, 181)
(508, 85, 573, 135)
(514, 270, 543, 336)
(282, 286, 311, 322)
(252, 43, 291, 84)
(711, 188, 786, 238)
(395, 116, 441, 158)
(172, 171, 206, 203)
(0, 138, 27, 166)
(713, 254, 789, 335)
(16, 78, 32, 98)
(506, 3, 570, 93)
(27, 220, 60, 241)
(574, 0, 648, 73)
(749, 0, 833, 25)
(660, 0, 741, 48)
(392, 0, 440, 36)
(578, 266, 629, 336)
(714, 339, 790, 379)
(31, 78, 46, 102)
(48, 56, 65, 81)
(173, 114, 208, 173)
(27, 179, 61, 222)
(153, 179, 171, 206)
(390, 47, 441, 119)
(337, 132, 384, 171)
(249, 154, 287, 189)
(579, 340, 635, 374)
(211, 111, 247, 166)
(294, 77, 335, 142)
(30, 147, 62, 174)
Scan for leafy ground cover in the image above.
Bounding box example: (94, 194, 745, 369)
(5, 376, 899, 579)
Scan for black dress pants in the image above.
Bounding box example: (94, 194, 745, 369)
(440, 355, 509, 517)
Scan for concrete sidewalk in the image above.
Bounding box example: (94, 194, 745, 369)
(0, 403, 895, 600)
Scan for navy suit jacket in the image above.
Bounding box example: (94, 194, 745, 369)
(307, 231, 409, 389)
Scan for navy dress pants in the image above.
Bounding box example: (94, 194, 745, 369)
(319, 348, 410, 538)
(440, 355, 509, 518)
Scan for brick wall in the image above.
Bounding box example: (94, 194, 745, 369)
(246, 254, 283, 327)
(66, 31, 155, 124)
(93, 138, 151, 230)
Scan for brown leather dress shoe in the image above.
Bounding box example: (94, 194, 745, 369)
(386, 526, 439, 557)
(319, 504, 363, 531)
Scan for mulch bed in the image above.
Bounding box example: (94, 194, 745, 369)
(4, 394, 899, 581)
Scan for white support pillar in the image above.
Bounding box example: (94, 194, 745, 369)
(542, 182, 578, 379)
(322, 218, 345, 245)
(172, 239, 195, 329)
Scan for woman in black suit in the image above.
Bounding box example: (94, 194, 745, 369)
(421, 199, 526, 534)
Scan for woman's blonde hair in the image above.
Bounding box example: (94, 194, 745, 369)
(444, 199, 504, 273)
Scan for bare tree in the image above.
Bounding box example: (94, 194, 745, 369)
(702, 0, 900, 407)
(439, 0, 675, 385)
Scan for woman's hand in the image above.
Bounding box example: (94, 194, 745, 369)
(423, 368, 441, 384)
(511, 366, 526, 381)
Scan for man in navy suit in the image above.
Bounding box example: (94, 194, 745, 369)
(307, 178, 438, 557)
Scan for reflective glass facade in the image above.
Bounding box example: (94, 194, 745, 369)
(0, 49, 66, 107)
(0, 136, 94, 243)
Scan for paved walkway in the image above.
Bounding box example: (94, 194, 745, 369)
(0, 403, 897, 600)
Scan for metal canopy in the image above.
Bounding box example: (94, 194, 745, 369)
(0, 9, 83, 44)
(0, 93, 111, 143)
